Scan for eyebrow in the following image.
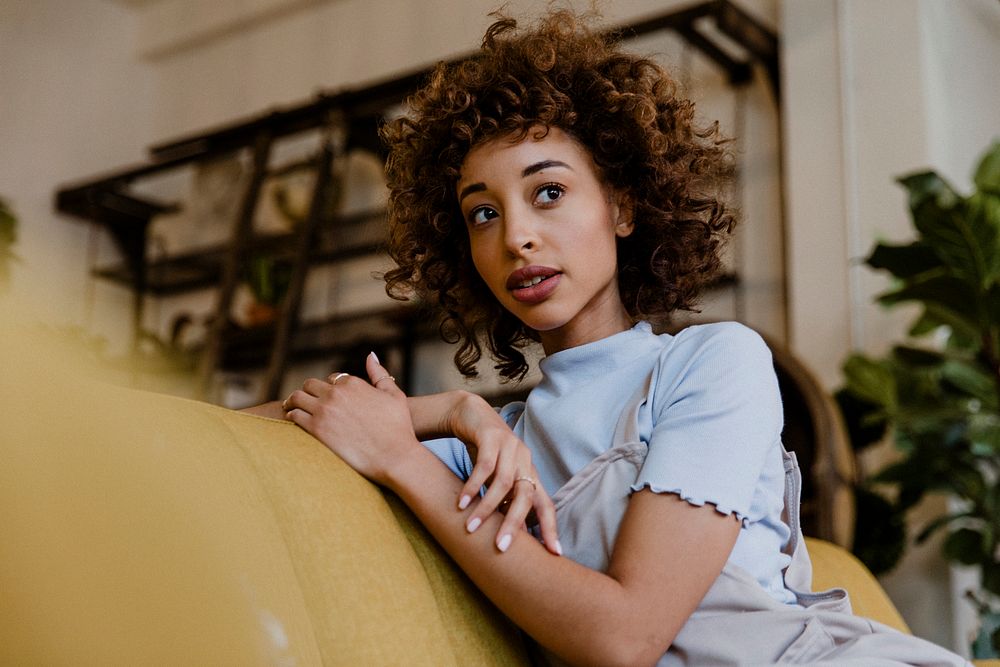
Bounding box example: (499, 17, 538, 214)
(458, 160, 573, 203)
(458, 183, 486, 203)
(523, 159, 572, 177)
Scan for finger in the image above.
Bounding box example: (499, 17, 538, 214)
(494, 487, 534, 553)
(366, 351, 404, 397)
(302, 377, 332, 397)
(283, 389, 321, 415)
(533, 486, 562, 556)
(285, 407, 312, 429)
(327, 372, 350, 386)
(458, 440, 498, 510)
(465, 446, 517, 533)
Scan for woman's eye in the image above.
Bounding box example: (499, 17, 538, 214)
(535, 183, 565, 205)
(469, 207, 498, 226)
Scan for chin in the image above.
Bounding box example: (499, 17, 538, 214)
(514, 313, 569, 335)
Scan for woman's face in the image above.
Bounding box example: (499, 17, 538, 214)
(456, 126, 634, 354)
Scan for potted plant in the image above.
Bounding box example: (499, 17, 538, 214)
(839, 140, 1000, 656)
(241, 254, 293, 326)
(0, 197, 18, 289)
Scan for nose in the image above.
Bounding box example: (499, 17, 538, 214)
(503, 208, 538, 256)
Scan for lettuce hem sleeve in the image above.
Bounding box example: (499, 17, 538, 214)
(629, 480, 750, 527)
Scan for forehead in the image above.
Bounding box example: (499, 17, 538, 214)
(457, 126, 596, 185)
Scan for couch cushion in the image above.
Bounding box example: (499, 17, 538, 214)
(0, 319, 528, 666)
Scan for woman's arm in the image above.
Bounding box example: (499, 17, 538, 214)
(391, 448, 739, 666)
(240, 393, 462, 429)
(240, 392, 462, 429)
(287, 371, 560, 554)
(286, 354, 740, 667)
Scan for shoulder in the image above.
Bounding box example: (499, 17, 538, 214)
(667, 321, 771, 360)
(653, 322, 773, 387)
(648, 321, 781, 423)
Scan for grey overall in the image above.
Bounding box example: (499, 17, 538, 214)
(538, 382, 971, 666)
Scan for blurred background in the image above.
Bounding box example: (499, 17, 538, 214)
(1, 0, 998, 656)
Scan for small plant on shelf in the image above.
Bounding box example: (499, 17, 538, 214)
(0, 197, 19, 290)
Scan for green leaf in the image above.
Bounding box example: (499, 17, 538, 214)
(878, 271, 982, 332)
(974, 140, 1000, 196)
(898, 169, 1000, 288)
(843, 354, 897, 410)
(867, 241, 942, 280)
(851, 486, 907, 575)
(941, 360, 999, 407)
(968, 192, 1000, 286)
(834, 388, 888, 450)
(892, 345, 945, 367)
(919, 303, 983, 343)
(916, 511, 975, 543)
(908, 311, 941, 337)
(969, 414, 1000, 455)
(898, 171, 961, 212)
(0, 197, 16, 246)
(983, 562, 1000, 596)
(943, 527, 988, 565)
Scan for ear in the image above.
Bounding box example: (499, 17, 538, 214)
(612, 193, 635, 238)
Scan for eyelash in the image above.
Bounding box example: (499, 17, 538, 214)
(466, 182, 567, 226)
(535, 182, 565, 205)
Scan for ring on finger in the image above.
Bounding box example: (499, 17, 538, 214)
(331, 372, 350, 385)
(372, 374, 396, 386)
(514, 476, 537, 491)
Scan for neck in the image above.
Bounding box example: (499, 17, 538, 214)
(538, 308, 633, 356)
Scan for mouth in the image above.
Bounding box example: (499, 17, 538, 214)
(506, 266, 561, 303)
(514, 275, 551, 289)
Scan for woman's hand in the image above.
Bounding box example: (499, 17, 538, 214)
(444, 392, 561, 556)
(282, 353, 418, 486)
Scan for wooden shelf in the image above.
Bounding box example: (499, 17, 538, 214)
(94, 208, 387, 295)
(216, 304, 433, 371)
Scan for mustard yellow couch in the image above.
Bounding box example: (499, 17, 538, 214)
(0, 322, 976, 666)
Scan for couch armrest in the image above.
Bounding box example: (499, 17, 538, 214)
(805, 537, 910, 633)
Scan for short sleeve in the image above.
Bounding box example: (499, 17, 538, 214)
(630, 323, 783, 522)
(421, 437, 474, 481)
(421, 400, 523, 483)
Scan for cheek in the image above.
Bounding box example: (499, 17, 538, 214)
(468, 238, 495, 286)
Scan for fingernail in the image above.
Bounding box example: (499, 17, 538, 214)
(458, 494, 471, 510)
(466, 517, 481, 533)
(369, 351, 380, 365)
(554, 539, 563, 556)
(497, 534, 512, 552)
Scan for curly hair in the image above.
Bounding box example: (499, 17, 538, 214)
(381, 9, 735, 382)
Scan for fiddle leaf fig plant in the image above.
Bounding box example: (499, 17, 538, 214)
(840, 141, 1000, 640)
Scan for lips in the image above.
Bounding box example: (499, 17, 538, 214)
(506, 266, 561, 304)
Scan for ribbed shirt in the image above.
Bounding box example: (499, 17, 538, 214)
(424, 321, 796, 605)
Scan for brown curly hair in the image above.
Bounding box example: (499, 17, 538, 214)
(381, 9, 735, 382)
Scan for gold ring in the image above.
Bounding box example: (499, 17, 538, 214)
(332, 372, 349, 385)
(514, 476, 537, 491)
(281, 397, 290, 411)
(373, 374, 396, 386)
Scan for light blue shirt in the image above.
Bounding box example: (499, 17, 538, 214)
(424, 321, 796, 605)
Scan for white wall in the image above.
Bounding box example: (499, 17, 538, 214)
(0, 1, 156, 349)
